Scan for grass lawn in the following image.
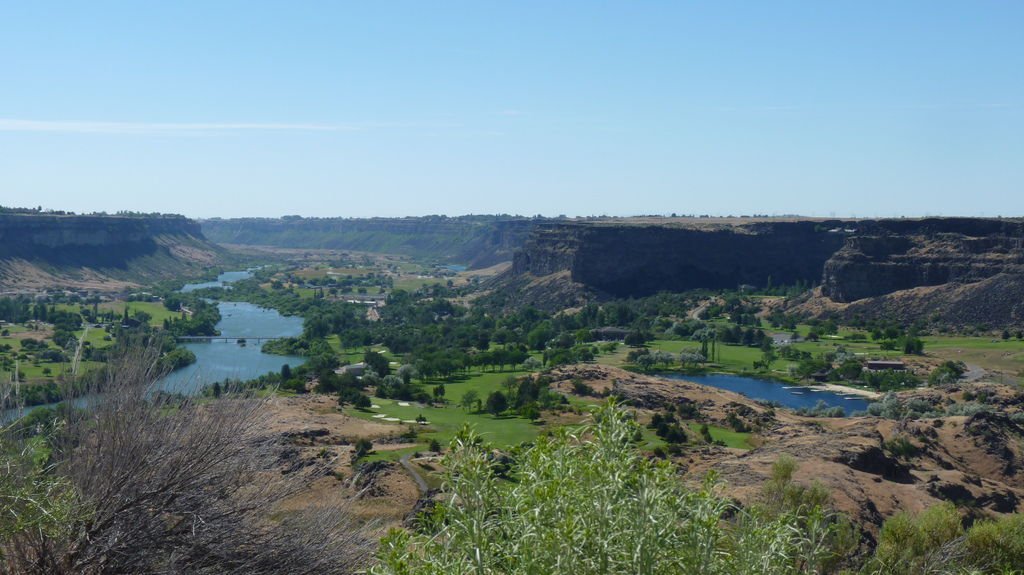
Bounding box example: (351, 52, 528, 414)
(600, 339, 768, 376)
(392, 277, 444, 292)
(96, 301, 179, 327)
(921, 336, 1024, 382)
(13, 360, 104, 381)
(687, 422, 754, 449)
(346, 368, 545, 458)
(79, 327, 115, 349)
(324, 336, 400, 364)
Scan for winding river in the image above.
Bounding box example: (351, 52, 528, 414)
(3, 271, 305, 421)
(160, 271, 306, 394)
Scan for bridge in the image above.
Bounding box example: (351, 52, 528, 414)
(175, 336, 284, 344)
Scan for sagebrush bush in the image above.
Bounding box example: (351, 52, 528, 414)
(372, 401, 851, 575)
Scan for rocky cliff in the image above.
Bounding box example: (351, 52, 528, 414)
(0, 213, 222, 292)
(820, 218, 1024, 302)
(510, 219, 849, 298)
(200, 216, 538, 269)
(500, 217, 1024, 326)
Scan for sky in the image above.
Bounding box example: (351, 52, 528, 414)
(0, 1, 1021, 219)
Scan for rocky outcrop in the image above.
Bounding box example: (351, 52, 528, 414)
(0, 213, 222, 292)
(545, 365, 1024, 539)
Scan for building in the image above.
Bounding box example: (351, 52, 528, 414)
(866, 360, 906, 372)
(335, 362, 367, 377)
(591, 327, 630, 341)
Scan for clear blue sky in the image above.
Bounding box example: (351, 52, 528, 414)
(1, 1, 1021, 218)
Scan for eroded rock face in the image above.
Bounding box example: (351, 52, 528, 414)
(512, 221, 846, 298)
(0, 213, 222, 291)
(504, 217, 1024, 325)
(0, 213, 203, 262)
(820, 219, 1024, 302)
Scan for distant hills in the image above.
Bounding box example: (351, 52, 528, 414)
(200, 215, 538, 269)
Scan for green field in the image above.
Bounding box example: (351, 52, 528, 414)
(392, 277, 444, 292)
(687, 422, 754, 449)
(346, 368, 546, 459)
(74, 300, 180, 327)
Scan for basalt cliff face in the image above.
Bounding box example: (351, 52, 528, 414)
(512, 220, 847, 297)
(820, 219, 1024, 303)
(200, 216, 538, 269)
(0, 213, 222, 292)
(500, 217, 1024, 326)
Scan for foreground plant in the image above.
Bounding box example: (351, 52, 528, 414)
(372, 401, 851, 575)
(1, 344, 373, 575)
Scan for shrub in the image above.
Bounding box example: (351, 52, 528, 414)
(372, 402, 851, 575)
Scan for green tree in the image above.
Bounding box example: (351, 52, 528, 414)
(460, 390, 480, 412)
(364, 350, 390, 376)
(485, 390, 508, 416)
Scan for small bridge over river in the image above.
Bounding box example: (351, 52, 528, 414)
(176, 336, 284, 344)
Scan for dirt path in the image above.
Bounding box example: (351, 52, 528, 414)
(399, 454, 429, 494)
(688, 300, 710, 320)
(962, 363, 987, 382)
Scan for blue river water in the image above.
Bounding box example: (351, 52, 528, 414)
(660, 373, 871, 414)
(158, 301, 305, 394)
(3, 271, 305, 421)
(160, 271, 306, 394)
(180, 269, 255, 292)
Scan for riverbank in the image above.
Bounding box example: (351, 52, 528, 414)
(813, 383, 882, 399)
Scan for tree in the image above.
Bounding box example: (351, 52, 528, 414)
(485, 391, 508, 416)
(397, 364, 417, 385)
(353, 438, 374, 459)
(519, 402, 541, 421)
(364, 350, 390, 376)
(433, 384, 446, 402)
(0, 343, 373, 574)
(624, 329, 648, 347)
(281, 363, 292, 380)
(460, 390, 480, 412)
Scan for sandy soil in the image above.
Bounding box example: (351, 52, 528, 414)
(815, 383, 882, 399)
(259, 393, 425, 536)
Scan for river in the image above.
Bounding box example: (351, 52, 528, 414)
(660, 373, 871, 414)
(3, 271, 305, 422)
(160, 271, 306, 394)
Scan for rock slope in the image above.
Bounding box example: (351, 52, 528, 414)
(0, 213, 223, 292)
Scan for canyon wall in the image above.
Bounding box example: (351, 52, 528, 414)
(504, 217, 1024, 326)
(512, 220, 849, 297)
(0, 213, 221, 291)
(820, 218, 1024, 302)
(200, 216, 538, 269)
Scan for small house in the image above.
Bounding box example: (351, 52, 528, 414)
(866, 360, 906, 372)
(591, 327, 630, 341)
(335, 362, 367, 377)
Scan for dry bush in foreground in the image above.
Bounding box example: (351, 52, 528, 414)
(2, 344, 373, 574)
